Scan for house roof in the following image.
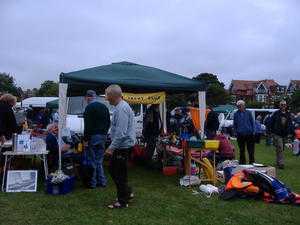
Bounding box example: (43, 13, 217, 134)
(230, 79, 279, 95)
(290, 80, 300, 87)
(259, 79, 278, 89)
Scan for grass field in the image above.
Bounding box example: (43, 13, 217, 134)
(0, 142, 300, 225)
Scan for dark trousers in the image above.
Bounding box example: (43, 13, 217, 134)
(109, 148, 132, 206)
(145, 136, 158, 161)
(237, 134, 255, 164)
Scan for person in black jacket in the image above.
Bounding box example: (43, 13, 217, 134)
(83, 90, 110, 188)
(143, 104, 161, 162)
(269, 100, 293, 169)
(0, 94, 21, 145)
(205, 108, 220, 139)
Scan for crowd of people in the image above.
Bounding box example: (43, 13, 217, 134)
(233, 99, 299, 169)
(1, 86, 300, 209)
(0, 85, 136, 209)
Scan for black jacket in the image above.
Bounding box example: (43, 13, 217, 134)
(83, 101, 110, 140)
(205, 110, 220, 132)
(269, 110, 293, 137)
(0, 102, 20, 139)
(143, 106, 161, 138)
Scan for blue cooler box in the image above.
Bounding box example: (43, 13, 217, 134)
(46, 176, 76, 195)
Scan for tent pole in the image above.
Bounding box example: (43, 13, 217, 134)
(58, 83, 68, 172)
(163, 100, 167, 134)
(198, 91, 206, 139)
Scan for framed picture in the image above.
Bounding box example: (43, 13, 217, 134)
(6, 170, 38, 192)
(16, 134, 31, 152)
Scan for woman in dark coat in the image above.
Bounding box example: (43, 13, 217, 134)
(0, 94, 21, 144)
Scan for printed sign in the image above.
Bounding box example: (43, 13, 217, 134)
(123, 92, 166, 104)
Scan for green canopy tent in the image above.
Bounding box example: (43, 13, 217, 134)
(213, 104, 237, 114)
(57, 61, 206, 171)
(60, 61, 204, 95)
(46, 99, 59, 109)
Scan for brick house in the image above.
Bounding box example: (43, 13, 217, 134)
(287, 80, 300, 95)
(229, 79, 283, 104)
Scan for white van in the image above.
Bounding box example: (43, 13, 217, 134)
(218, 108, 278, 135)
(66, 96, 143, 137)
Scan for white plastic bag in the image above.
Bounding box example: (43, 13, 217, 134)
(179, 175, 201, 187)
(199, 184, 219, 198)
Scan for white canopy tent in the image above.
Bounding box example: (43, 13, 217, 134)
(22, 97, 58, 108)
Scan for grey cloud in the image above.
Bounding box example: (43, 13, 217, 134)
(0, 0, 299, 89)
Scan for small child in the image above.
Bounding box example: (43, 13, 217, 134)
(214, 133, 235, 162)
(293, 126, 300, 156)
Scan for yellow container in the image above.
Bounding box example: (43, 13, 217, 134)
(77, 143, 83, 153)
(204, 140, 220, 151)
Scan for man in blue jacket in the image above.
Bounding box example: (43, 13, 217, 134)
(233, 100, 255, 164)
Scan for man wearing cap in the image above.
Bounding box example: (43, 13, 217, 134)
(83, 90, 110, 188)
(268, 100, 293, 169)
(233, 100, 255, 164)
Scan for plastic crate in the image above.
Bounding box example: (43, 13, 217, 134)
(46, 176, 76, 195)
(204, 140, 220, 151)
(163, 166, 178, 176)
(187, 140, 204, 148)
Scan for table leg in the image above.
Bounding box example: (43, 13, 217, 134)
(43, 154, 48, 178)
(2, 155, 8, 192)
(8, 155, 12, 170)
(213, 152, 216, 185)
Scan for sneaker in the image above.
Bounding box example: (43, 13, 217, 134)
(107, 201, 128, 209)
(129, 192, 134, 200)
(115, 193, 134, 202)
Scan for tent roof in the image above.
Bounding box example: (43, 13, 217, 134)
(22, 97, 58, 108)
(60, 61, 204, 96)
(213, 104, 237, 114)
(46, 99, 59, 109)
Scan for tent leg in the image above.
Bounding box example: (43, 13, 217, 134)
(198, 91, 206, 139)
(58, 83, 68, 171)
(163, 100, 167, 134)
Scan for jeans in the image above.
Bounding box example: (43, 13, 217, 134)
(237, 134, 255, 164)
(109, 148, 133, 206)
(272, 134, 286, 166)
(87, 134, 107, 187)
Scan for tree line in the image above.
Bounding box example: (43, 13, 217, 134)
(0, 72, 58, 99)
(1, 71, 299, 112)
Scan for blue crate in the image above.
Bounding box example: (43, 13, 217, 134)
(46, 175, 76, 195)
(187, 140, 204, 148)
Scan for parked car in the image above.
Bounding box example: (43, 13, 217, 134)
(218, 108, 277, 136)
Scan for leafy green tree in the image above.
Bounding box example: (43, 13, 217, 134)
(290, 90, 300, 112)
(0, 72, 23, 97)
(245, 100, 265, 109)
(192, 73, 231, 106)
(37, 80, 58, 97)
(166, 93, 189, 110)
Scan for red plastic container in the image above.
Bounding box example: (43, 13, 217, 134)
(163, 166, 178, 176)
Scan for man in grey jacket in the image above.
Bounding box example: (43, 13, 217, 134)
(105, 84, 136, 209)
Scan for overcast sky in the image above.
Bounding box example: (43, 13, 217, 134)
(1, 0, 299, 89)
